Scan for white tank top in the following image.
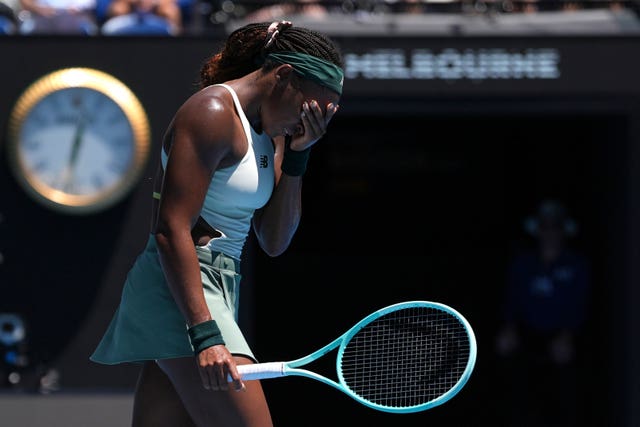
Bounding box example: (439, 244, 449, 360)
(162, 83, 275, 260)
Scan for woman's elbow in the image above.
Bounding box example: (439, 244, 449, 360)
(257, 234, 291, 257)
(260, 241, 289, 257)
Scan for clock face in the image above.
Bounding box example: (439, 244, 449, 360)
(7, 68, 151, 214)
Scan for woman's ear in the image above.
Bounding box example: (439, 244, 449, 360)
(274, 64, 295, 87)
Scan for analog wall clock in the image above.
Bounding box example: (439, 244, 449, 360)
(6, 67, 151, 215)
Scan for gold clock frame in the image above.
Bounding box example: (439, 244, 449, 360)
(6, 67, 151, 215)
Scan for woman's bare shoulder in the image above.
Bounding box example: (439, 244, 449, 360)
(170, 85, 244, 165)
(178, 85, 235, 123)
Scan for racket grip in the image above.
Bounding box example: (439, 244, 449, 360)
(227, 362, 285, 382)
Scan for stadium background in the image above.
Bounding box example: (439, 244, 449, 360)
(0, 14, 639, 426)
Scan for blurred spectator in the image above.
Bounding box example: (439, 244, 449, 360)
(495, 199, 591, 427)
(395, 0, 427, 14)
(0, 0, 19, 33)
(17, 0, 98, 34)
(243, 0, 328, 22)
(99, 0, 182, 34)
(103, 0, 183, 35)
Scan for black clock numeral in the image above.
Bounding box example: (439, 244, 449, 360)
(105, 110, 126, 126)
(108, 159, 129, 175)
(91, 174, 105, 191)
(59, 113, 79, 125)
(22, 138, 41, 151)
(90, 90, 106, 107)
(62, 180, 77, 194)
(49, 92, 65, 112)
(111, 136, 132, 149)
(70, 89, 86, 109)
(32, 159, 49, 174)
(26, 112, 49, 128)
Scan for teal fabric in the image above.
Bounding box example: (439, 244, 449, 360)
(267, 51, 344, 95)
(90, 235, 256, 365)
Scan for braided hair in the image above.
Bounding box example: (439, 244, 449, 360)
(199, 22, 343, 89)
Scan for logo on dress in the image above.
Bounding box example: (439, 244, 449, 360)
(259, 155, 269, 168)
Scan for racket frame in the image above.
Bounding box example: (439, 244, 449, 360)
(237, 300, 477, 413)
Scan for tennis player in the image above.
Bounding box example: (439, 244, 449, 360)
(91, 20, 344, 427)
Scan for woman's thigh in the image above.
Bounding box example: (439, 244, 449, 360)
(157, 356, 274, 427)
(132, 360, 197, 427)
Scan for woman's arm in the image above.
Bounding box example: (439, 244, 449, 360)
(19, 0, 55, 15)
(153, 88, 246, 391)
(252, 100, 338, 256)
(252, 151, 303, 257)
(154, 91, 235, 327)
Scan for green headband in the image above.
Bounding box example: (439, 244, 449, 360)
(266, 51, 344, 96)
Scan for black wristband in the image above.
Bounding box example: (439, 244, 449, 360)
(188, 319, 225, 355)
(281, 137, 311, 176)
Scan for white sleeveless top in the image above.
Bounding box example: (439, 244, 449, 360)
(162, 83, 275, 260)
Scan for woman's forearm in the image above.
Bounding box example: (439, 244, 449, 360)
(253, 174, 303, 257)
(155, 230, 211, 326)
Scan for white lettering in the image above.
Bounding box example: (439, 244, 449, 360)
(345, 48, 561, 80)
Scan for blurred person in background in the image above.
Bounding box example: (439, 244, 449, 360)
(243, 0, 328, 22)
(0, 0, 19, 33)
(17, 0, 98, 34)
(100, 0, 182, 34)
(495, 199, 591, 427)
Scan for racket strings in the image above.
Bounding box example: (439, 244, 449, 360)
(339, 306, 471, 409)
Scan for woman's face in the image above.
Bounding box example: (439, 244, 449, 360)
(261, 67, 340, 139)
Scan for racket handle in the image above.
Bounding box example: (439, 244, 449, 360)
(227, 362, 285, 382)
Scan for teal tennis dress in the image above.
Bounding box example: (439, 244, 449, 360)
(91, 236, 256, 363)
(91, 84, 275, 365)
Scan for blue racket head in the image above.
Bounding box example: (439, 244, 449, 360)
(335, 300, 477, 413)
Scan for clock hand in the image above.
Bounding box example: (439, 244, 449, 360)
(68, 116, 86, 171)
(58, 115, 86, 193)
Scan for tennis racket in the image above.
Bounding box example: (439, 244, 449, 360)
(231, 300, 477, 413)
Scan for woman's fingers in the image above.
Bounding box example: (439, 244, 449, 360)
(301, 100, 337, 139)
(211, 363, 228, 390)
(196, 346, 239, 391)
(200, 363, 245, 392)
(198, 365, 211, 390)
(302, 101, 322, 138)
(291, 100, 340, 150)
(226, 363, 246, 392)
(324, 102, 339, 126)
